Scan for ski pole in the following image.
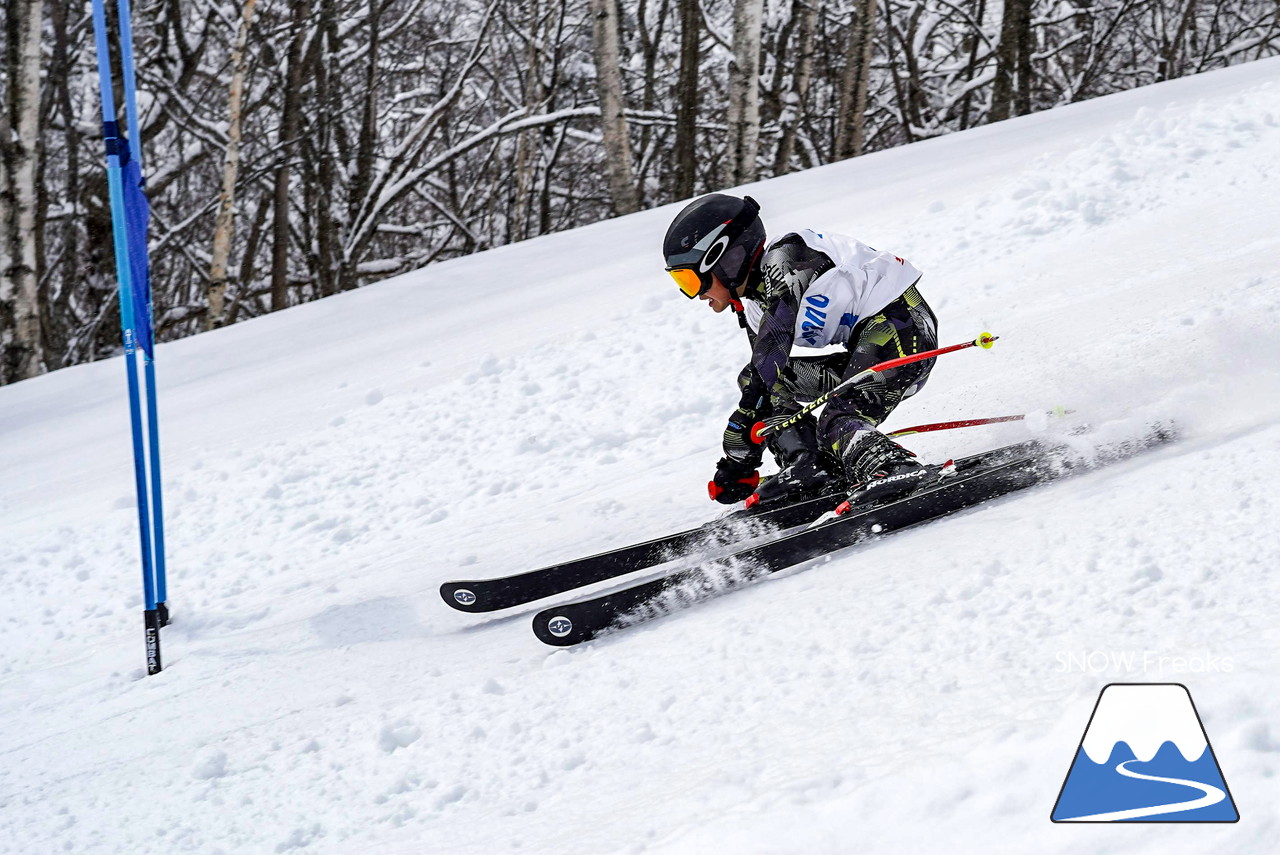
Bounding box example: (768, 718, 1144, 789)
(886, 408, 1073, 438)
(887, 415, 1023, 437)
(751, 332, 999, 443)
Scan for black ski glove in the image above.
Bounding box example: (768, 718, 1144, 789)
(708, 456, 760, 504)
(722, 407, 765, 467)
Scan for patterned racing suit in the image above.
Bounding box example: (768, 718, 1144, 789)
(731, 230, 939, 461)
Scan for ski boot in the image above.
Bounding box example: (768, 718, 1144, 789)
(837, 429, 931, 506)
(746, 419, 843, 509)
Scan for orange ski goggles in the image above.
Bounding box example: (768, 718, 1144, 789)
(667, 266, 711, 299)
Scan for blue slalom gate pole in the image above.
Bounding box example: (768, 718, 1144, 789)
(115, 0, 169, 622)
(91, 0, 167, 673)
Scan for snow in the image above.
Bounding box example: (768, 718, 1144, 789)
(3, 57, 1280, 852)
(1080, 685, 1207, 764)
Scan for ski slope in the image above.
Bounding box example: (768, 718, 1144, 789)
(3, 58, 1280, 853)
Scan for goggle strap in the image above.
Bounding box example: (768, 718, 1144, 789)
(722, 196, 760, 244)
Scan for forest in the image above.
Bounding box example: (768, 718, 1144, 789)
(2, 0, 1277, 383)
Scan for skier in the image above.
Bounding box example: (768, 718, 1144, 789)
(662, 193, 940, 507)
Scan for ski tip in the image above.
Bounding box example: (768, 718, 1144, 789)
(440, 582, 483, 612)
(533, 611, 589, 646)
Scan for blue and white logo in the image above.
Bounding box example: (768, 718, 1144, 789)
(547, 616, 573, 638)
(1051, 683, 1238, 822)
(453, 589, 477, 606)
(799, 294, 830, 345)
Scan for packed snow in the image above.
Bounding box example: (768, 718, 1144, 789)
(2, 58, 1279, 853)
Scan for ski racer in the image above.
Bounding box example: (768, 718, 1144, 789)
(662, 193, 941, 507)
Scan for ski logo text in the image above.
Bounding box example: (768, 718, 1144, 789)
(453, 589, 477, 606)
(547, 616, 574, 638)
(800, 294, 830, 345)
(877, 470, 925, 486)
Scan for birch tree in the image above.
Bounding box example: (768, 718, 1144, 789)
(724, 0, 764, 187)
(588, 0, 641, 214)
(1, 0, 47, 382)
(206, 0, 259, 330)
(772, 0, 817, 174)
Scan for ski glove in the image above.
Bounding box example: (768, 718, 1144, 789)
(722, 407, 765, 466)
(709, 456, 760, 504)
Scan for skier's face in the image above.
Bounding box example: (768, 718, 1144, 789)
(699, 275, 733, 313)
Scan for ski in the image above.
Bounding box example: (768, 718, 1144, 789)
(439, 485, 845, 613)
(531, 428, 1173, 647)
(442, 440, 1045, 614)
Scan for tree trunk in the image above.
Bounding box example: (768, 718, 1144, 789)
(313, 18, 338, 299)
(1160, 0, 1198, 81)
(723, 0, 764, 187)
(957, 0, 988, 130)
(513, 0, 543, 241)
(673, 0, 700, 199)
(0, 0, 47, 383)
(270, 0, 311, 312)
(991, 0, 1033, 122)
(206, 0, 259, 331)
(351, 0, 381, 236)
(1014, 0, 1033, 116)
(316, 7, 349, 294)
(774, 0, 817, 175)
(587, 0, 640, 215)
(43, 0, 83, 370)
(835, 0, 878, 160)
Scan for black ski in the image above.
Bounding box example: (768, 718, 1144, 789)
(442, 440, 1046, 613)
(531, 429, 1172, 646)
(439, 485, 845, 613)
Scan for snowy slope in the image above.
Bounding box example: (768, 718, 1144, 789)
(3, 58, 1280, 854)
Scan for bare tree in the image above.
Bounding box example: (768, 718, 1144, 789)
(673, 0, 701, 198)
(724, 0, 764, 187)
(1, 0, 47, 382)
(835, 0, 879, 159)
(772, 0, 818, 175)
(589, 0, 641, 213)
(206, 0, 259, 330)
(990, 0, 1034, 121)
(270, 0, 314, 312)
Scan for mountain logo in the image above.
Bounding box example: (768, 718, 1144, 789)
(1051, 683, 1239, 823)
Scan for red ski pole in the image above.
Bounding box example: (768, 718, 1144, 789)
(751, 332, 999, 443)
(887, 415, 1024, 437)
(887, 407, 1075, 438)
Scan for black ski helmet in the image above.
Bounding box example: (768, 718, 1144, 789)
(663, 194, 765, 298)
